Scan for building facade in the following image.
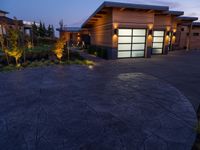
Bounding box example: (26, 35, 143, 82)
(59, 2, 200, 59)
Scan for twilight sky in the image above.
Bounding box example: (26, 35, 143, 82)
(1, 0, 200, 35)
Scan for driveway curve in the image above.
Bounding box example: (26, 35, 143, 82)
(0, 65, 197, 150)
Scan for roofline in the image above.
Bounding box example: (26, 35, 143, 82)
(163, 10, 184, 16)
(0, 10, 9, 14)
(177, 16, 199, 21)
(192, 22, 200, 27)
(82, 1, 169, 28)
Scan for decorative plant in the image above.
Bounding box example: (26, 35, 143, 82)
(5, 18, 23, 67)
(54, 37, 66, 62)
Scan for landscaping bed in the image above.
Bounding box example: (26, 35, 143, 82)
(0, 46, 94, 72)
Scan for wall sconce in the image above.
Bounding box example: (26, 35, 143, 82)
(166, 31, 170, 36)
(114, 29, 118, 35)
(172, 31, 176, 36)
(148, 29, 153, 36)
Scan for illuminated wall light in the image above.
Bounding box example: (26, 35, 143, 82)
(114, 29, 118, 35)
(148, 29, 153, 36)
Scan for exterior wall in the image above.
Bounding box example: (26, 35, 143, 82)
(175, 25, 188, 49)
(190, 27, 200, 49)
(0, 12, 6, 17)
(90, 8, 113, 48)
(112, 8, 154, 48)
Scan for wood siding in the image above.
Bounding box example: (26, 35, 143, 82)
(90, 9, 113, 47)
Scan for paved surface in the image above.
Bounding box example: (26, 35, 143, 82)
(0, 50, 199, 150)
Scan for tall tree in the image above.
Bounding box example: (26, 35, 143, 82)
(32, 22, 38, 37)
(47, 25, 51, 37)
(51, 25, 55, 38)
(38, 21, 44, 37)
(42, 23, 46, 37)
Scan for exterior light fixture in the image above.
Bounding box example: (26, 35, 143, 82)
(114, 29, 118, 35)
(166, 31, 170, 36)
(172, 31, 176, 36)
(148, 29, 153, 36)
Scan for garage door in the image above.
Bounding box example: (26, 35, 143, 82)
(152, 31, 165, 54)
(118, 29, 146, 58)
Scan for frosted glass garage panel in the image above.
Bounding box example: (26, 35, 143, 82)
(118, 51, 131, 58)
(152, 49, 163, 54)
(133, 29, 146, 36)
(118, 37, 132, 43)
(153, 37, 164, 42)
(132, 37, 146, 43)
(153, 43, 163, 48)
(118, 44, 131, 51)
(132, 51, 144, 57)
(132, 44, 145, 50)
(118, 29, 132, 36)
(154, 31, 164, 36)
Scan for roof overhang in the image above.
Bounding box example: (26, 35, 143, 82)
(163, 10, 184, 16)
(82, 1, 169, 28)
(192, 22, 200, 27)
(177, 16, 198, 22)
(56, 27, 82, 33)
(0, 10, 9, 14)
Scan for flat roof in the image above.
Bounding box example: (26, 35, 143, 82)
(192, 22, 200, 27)
(82, 1, 169, 28)
(177, 16, 198, 21)
(164, 10, 184, 16)
(0, 10, 9, 14)
(57, 27, 82, 32)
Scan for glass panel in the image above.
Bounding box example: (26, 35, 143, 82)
(132, 44, 145, 50)
(153, 43, 163, 48)
(154, 31, 164, 37)
(153, 37, 164, 43)
(152, 49, 163, 54)
(118, 51, 131, 58)
(132, 37, 146, 43)
(133, 29, 146, 36)
(118, 37, 132, 43)
(132, 51, 144, 57)
(118, 44, 131, 51)
(118, 29, 132, 36)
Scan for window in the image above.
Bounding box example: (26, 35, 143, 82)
(181, 28, 185, 31)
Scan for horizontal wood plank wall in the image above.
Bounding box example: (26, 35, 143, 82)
(113, 8, 154, 25)
(90, 9, 113, 47)
(190, 27, 200, 49)
(112, 8, 154, 48)
(176, 26, 188, 49)
(154, 14, 171, 29)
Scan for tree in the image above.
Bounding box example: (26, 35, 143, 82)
(47, 25, 51, 37)
(5, 18, 23, 67)
(0, 21, 10, 64)
(42, 23, 46, 37)
(54, 36, 66, 62)
(51, 25, 55, 38)
(32, 22, 38, 37)
(38, 21, 45, 37)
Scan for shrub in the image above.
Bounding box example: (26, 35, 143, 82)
(87, 45, 108, 59)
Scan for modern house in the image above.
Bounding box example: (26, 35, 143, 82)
(58, 1, 200, 59)
(0, 10, 24, 35)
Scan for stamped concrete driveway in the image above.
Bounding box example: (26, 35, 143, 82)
(0, 50, 199, 150)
